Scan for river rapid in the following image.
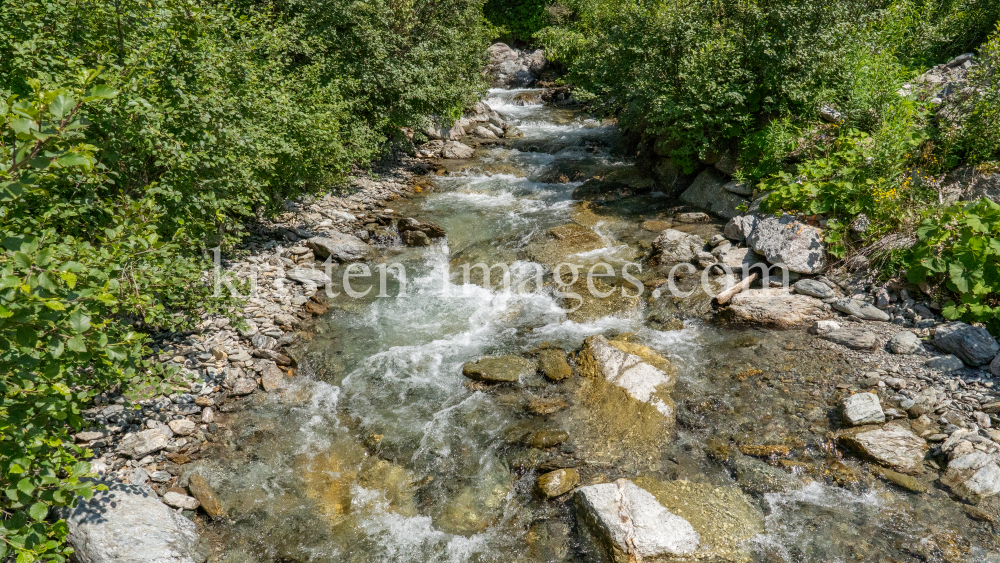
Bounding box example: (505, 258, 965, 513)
(199, 91, 1000, 563)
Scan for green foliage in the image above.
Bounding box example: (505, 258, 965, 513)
(907, 199, 1000, 333)
(484, 0, 550, 44)
(940, 23, 1000, 163)
(0, 0, 488, 559)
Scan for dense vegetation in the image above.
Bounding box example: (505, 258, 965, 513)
(538, 0, 1000, 332)
(0, 0, 487, 559)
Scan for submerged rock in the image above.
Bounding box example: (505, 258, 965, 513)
(652, 229, 705, 264)
(537, 468, 580, 498)
(726, 288, 831, 329)
(536, 348, 572, 381)
(575, 479, 700, 562)
(462, 355, 536, 383)
(839, 424, 928, 474)
(524, 223, 606, 267)
(188, 474, 224, 519)
(933, 321, 1000, 366)
(578, 335, 676, 418)
(66, 482, 208, 563)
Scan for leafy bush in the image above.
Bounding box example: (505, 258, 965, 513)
(484, 0, 550, 44)
(907, 199, 1000, 333)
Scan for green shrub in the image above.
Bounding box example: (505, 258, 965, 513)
(484, 0, 550, 44)
(907, 199, 1000, 334)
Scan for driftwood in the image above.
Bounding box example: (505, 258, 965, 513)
(713, 272, 760, 306)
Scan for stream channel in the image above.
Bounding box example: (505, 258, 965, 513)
(200, 90, 1000, 563)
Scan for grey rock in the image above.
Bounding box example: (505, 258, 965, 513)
(831, 298, 891, 321)
(745, 213, 827, 274)
(652, 229, 705, 264)
(925, 354, 965, 373)
(839, 424, 928, 474)
(823, 329, 878, 351)
(992, 353, 1000, 377)
(117, 429, 169, 459)
(933, 321, 1000, 366)
(162, 492, 200, 511)
(793, 279, 835, 299)
(723, 180, 753, 196)
(728, 452, 802, 496)
(167, 419, 197, 437)
(286, 267, 331, 286)
(230, 377, 258, 396)
(402, 229, 431, 247)
(841, 393, 885, 426)
(723, 214, 759, 243)
(261, 361, 289, 392)
(66, 482, 208, 563)
(575, 480, 700, 560)
(727, 288, 830, 329)
(941, 451, 1000, 503)
(441, 141, 475, 159)
(888, 331, 923, 355)
(678, 169, 748, 219)
(306, 233, 373, 263)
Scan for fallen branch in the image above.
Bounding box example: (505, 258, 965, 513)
(714, 272, 760, 306)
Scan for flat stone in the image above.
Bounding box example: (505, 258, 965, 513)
(889, 331, 924, 355)
(941, 451, 1000, 503)
(839, 424, 928, 474)
(793, 279, 835, 299)
(286, 267, 331, 286)
(925, 354, 965, 373)
(575, 480, 700, 561)
(536, 349, 572, 380)
(727, 288, 830, 329)
(306, 233, 373, 263)
(831, 298, 891, 321)
(823, 329, 878, 351)
(933, 321, 1000, 366)
(462, 355, 536, 383)
(167, 419, 197, 437)
(188, 474, 224, 518)
(841, 393, 885, 426)
(537, 469, 580, 498)
(578, 335, 676, 418)
(66, 481, 208, 563)
(117, 429, 169, 459)
(162, 491, 200, 511)
(745, 213, 826, 274)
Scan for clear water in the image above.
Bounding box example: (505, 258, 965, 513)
(201, 90, 1000, 563)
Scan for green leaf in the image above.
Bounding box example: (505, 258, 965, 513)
(13, 251, 31, 269)
(69, 310, 91, 333)
(29, 502, 48, 522)
(66, 335, 87, 353)
(49, 94, 76, 119)
(17, 478, 34, 495)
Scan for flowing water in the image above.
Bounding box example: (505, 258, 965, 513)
(202, 90, 1000, 563)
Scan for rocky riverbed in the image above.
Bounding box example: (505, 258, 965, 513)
(69, 87, 1000, 563)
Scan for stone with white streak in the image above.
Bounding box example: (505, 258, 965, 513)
(941, 451, 1000, 504)
(579, 336, 676, 419)
(841, 393, 885, 426)
(575, 480, 700, 562)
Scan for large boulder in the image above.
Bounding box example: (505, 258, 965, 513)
(933, 321, 1000, 366)
(745, 213, 827, 274)
(652, 229, 705, 264)
(66, 482, 208, 563)
(838, 424, 928, 474)
(650, 159, 697, 196)
(306, 233, 373, 263)
(726, 288, 831, 329)
(575, 479, 700, 562)
(578, 335, 676, 419)
(678, 169, 748, 219)
(485, 43, 547, 88)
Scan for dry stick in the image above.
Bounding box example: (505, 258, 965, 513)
(714, 272, 760, 306)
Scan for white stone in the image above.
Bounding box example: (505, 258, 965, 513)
(842, 393, 885, 426)
(888, 331, 923, 355)
(727, 288, 830, 329)
(117, 429, 169, 459)
(576, 480, 699, 559)
(162, 492, 201, 511)
(66, 482, 207, 563)
(941, 451, 1000, 503)
(810, 320, 841, 335)
(167, 419, 197, 437)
